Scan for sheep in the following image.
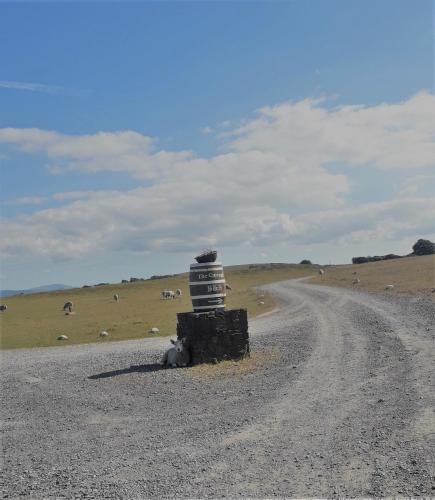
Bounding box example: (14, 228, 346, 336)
(57, 335, 68, 341)
(161, 338, 190, 368)
(259, 301, 265, 305)
(175, 289, 182, 297)
(100, 331, 109, 337)
(0, 304, 7, 311)
(62, 301, 73, 313)
(149, 327, 160, 334)
(385, 285, 394, 290)
(352, 278, 361, 286)
(318, 269, 325, 278)
(225, 283, 232, 291)
(161, 290, 175, 300)
(113, 294, 119, 302)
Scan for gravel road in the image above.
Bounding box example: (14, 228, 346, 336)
(1, 279, 434, 498)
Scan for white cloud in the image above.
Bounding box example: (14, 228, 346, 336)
(397, 173, 435, 197)
(0, 80, 89, 96)
(0, 80, 65, 94)
(5, 196, 47, 205)
(229, 91, 435, 170)
(0, 92, 434, 261)
(52, 191, 105, 201)
(292, 197, 435, 245)
(201, 126, 213, 135)
(1, 188, 433, 261)
(0, 129, 193, 179)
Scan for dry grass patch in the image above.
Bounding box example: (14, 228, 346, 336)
(310, 255, 435, 301)
(187, 349, 282, 379)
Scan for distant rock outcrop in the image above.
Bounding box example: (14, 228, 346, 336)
(352, 254, 402, 264)
(352, 239, 435, 264)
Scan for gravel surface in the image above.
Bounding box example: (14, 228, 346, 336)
(1, 279, 434, 498)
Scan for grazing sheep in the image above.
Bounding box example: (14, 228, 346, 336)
(57, 335, 68, 341)
(352, 278, 361, 285)
(62, 301, 73, 312)
(100, 331, 109, 337)
(0, 304, 7, 311)
(319, 269, 325, 278)
(113, 294, 119, 302)
(225, 283, 232, 290)
(385, 284, 394, 290)
(161, 290, 175, 300)
(259, 301, 265, 305)
(162, 338, 190, 368)
(175, 289, 182, 297)
(149, 327, 160, 334)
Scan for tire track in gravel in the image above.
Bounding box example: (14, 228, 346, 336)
(1, 279, 434, 498)
(201, 280, 434, 497)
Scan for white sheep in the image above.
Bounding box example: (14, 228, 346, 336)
(149, 327, 160, 334)
(161, 338, 190, 368)
(100, 331, 109, 337)
(385, 284, 394, 290)
(57, 335, 68, 341)
(161, 290, 175, 300)
(319, 269, 325, 277)
(175, 289, 182, 297)
(113, 294, 119, 302)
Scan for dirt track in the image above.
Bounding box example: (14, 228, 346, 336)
(1, 280, 434, 498)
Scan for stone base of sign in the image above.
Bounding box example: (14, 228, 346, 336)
(176, 309, 249, 365)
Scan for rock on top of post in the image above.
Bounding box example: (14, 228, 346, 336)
(194, 249, 218, 264)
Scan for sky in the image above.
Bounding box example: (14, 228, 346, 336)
(0, 0, 434, 289)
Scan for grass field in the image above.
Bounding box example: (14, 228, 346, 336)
(0, 263, 318, 349)
(310, 255, 435, 301)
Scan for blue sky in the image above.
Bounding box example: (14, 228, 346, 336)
(1, 0, 434, 289)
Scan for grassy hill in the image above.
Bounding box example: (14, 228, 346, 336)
(310, 255, 435, 300)
(0, 263, 318, 350)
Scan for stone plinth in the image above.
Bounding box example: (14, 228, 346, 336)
(176, 309, 249, 365)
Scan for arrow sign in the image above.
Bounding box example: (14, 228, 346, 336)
(208, 298, 223, 304)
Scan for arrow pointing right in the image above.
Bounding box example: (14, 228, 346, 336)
(209, 298, 223, 304)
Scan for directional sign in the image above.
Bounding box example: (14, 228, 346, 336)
(209, 298, 224, 304)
